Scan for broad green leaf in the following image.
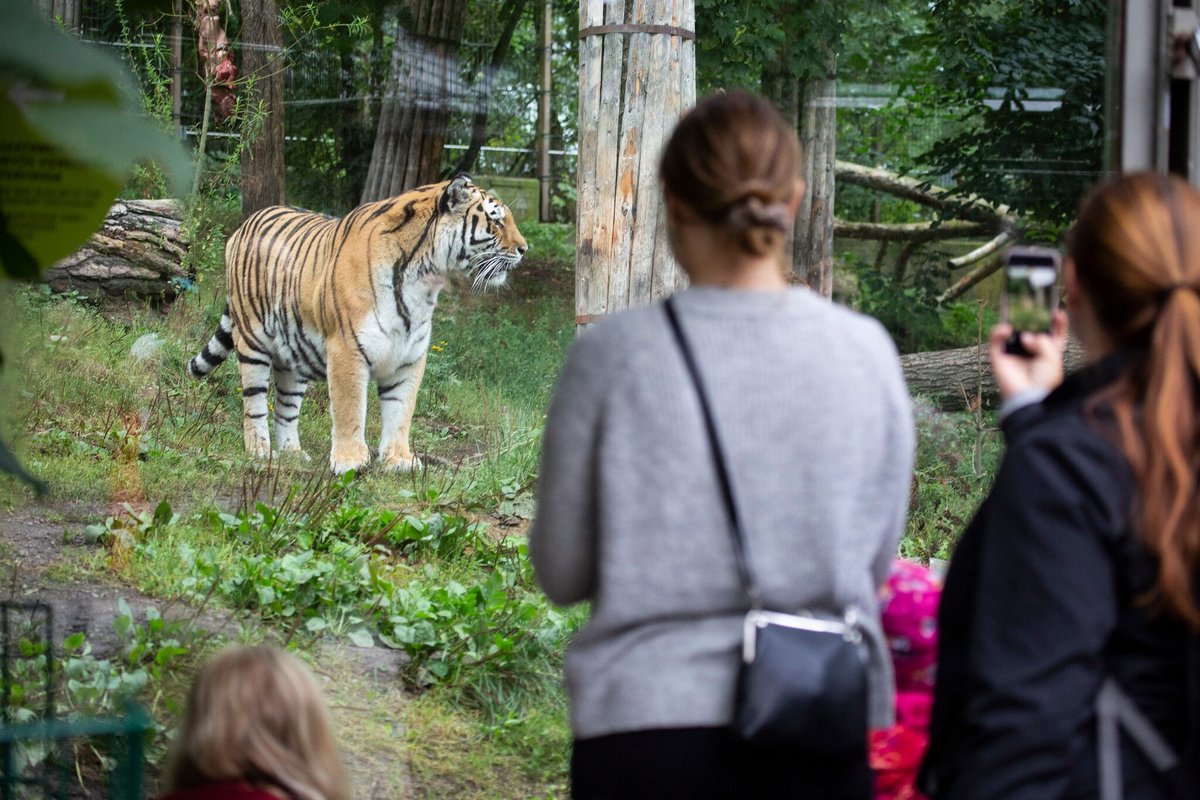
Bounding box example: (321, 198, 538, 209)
(0, 1, 190, 276)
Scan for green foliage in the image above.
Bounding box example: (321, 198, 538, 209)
(903, 0, 1107, 231)
(695, 0, 848, 91)
(135, 489, 579, 709)
(853, 260, 998, 353)
(519, 222, 575, 266)
(902, 400, 1002, 563)
(85, 499, 178, 550)
(3, 602, 199, 776)
(0, 2, 190, 213)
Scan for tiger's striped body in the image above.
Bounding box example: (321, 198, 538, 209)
(188, 176, 526, 474)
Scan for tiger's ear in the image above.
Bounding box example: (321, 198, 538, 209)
(439, 174, 475, 213)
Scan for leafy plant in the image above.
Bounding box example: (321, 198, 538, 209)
(853, 258, 998, 354)
(902, 398, 1002, 563)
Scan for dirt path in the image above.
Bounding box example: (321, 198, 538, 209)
(0, 502, 413, 799)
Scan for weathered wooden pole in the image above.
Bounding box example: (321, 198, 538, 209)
(795, 49, 837, 298)
(575, 0, 695, 329)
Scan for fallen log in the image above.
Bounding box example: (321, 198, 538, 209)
(901, 339, 1085, 411)
(46, 199, 189, 303)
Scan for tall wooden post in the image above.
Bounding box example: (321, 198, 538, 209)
(575, 0, 695, 329)
(795, 50, 837, 299)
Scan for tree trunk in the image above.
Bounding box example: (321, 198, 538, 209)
(575, 0, 696, 329)
(361, 0, 470, 202)
(794, 50, 836, 298)
(46, 200, 189, 303)
(37, 0, 80, 30)
(240, 0, 287, 218)
(900, 340, 1085, 411)
(453, 0, 529, 176)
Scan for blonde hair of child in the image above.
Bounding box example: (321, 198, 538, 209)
(163, 645, 350, 800)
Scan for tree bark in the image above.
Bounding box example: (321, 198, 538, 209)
(240, 0, 287, 218)
(37, 0, 80, 30)
(834, 219, 991, 242)
(835, 161, 1010, 226)
(901, 339, 1085, 411)
(936, 229, 1017, 303)
(795, 53, 837, 298)
(46, 200, 189, 303)
(575, 0, 695, 329)
(361, 0, 470, 202)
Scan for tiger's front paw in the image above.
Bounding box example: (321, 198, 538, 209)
(330, 443, 370, 475)
(382, 452, 423, 473)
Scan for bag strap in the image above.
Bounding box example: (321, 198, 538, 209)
(662, 297, 763, 610)
(1096, 625, 1200, 800)
(1096, 678, 1180, 800)
(1185, 630, 1200, 789)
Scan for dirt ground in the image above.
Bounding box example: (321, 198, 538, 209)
(0, 501, 413, 799)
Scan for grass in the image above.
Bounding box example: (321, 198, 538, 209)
(0, 212, 1004, 797)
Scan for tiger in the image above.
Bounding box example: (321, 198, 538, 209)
(187, 174, 527, 474)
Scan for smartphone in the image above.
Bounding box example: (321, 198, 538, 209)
(1000, 245, 1061, 357)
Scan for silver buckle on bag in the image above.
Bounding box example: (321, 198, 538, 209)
(741, 608, 863, 663)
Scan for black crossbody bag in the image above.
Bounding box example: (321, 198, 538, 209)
(663, 297, 870, 756)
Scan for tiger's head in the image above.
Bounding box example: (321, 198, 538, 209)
(439, 175, 528, 291)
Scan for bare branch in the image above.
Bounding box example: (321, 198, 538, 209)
(936, 229, 1016, 303)
(834, 161, 1011, 226)
(834, 218, 992, 242)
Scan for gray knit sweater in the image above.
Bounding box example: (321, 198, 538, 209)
(529, 286, 915, 739)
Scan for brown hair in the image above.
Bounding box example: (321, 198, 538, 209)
(163, 645, 351, 800)
(1071, 171, 1200, 627)
(659, 90, 801, 257)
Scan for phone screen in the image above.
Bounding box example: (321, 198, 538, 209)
(1000, 247, 1060, 356)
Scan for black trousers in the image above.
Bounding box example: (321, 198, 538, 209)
(571, 727, 873, 800)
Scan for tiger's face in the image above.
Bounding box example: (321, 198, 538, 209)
(442, 176, 528, 291)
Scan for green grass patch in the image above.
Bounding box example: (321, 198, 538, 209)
(900, 399, 1003, 563)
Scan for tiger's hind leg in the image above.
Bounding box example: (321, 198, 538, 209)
(272, 366, 309, 461)
(235, 335, 273, 459)
(377, 355, 426, 472)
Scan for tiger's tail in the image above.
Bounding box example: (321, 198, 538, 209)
(187, 305, 235, 378)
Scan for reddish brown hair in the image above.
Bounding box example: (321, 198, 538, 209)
(1071, 171, 1200, 627)
(659, 90, 801, 257)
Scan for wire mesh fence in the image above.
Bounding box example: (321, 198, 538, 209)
(0, 603, 150, 800)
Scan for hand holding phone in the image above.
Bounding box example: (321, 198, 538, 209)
(1000, 246, 1061, 357)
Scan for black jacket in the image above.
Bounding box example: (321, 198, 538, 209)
(919, 354, 1196, 800)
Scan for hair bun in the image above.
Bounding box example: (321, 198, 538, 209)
(727, 196, 791, 233)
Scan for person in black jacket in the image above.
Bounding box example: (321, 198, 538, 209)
(919, 172, 1200, 800)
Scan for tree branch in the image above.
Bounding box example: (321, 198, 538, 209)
(834, 161, 1011, 226)
(834, 218, 992, 242)
(936, 229, 1016, 303)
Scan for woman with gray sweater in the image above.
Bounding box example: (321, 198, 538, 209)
(530, 91, 915, 799)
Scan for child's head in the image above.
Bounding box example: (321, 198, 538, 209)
(879, 560, 941, 693)
(164, 645, 350, 800)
